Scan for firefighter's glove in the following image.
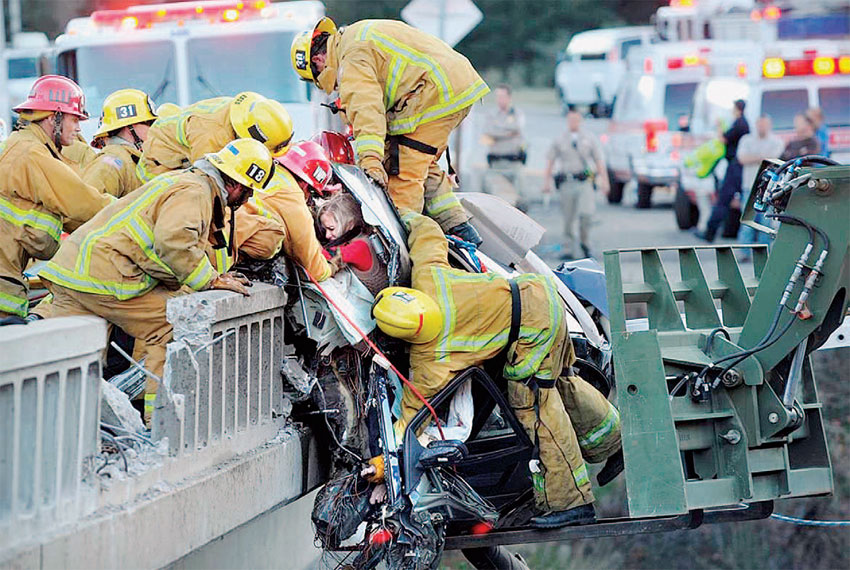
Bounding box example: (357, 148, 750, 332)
(361, 455, 385, 483)
(360, 155, 388, 189)
(211, 272, 253, 296)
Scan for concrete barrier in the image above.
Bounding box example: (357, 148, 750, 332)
(0, 317, 106, 552)
(154, 284, 289, 457)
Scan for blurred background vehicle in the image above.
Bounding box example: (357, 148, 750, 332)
(46, 0, 334, 141)
(554, 26, 655, 118)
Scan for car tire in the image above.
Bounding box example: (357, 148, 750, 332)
(607, 175, 625, 204)
(674, 187, 699, 230)
(636, 183, 653, 209)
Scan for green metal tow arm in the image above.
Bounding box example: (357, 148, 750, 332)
(604, 166, 848, 518)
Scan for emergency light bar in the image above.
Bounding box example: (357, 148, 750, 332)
(90, 0, 274, 30)
(750, 5, 781, 22)
(762, 55, 850, 78)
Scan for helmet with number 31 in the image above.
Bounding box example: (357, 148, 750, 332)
(93, 88, 158, 140)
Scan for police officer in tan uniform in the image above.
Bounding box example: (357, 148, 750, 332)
(481, 84, 528, 210)
(542, 111, 609, 260)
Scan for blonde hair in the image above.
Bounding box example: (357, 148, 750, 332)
(318, 193, 364, 237)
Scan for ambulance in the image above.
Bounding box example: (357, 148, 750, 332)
(50, 0, 330, 141)
(676, 40, 850, 229)
(601, 40, 743, 206)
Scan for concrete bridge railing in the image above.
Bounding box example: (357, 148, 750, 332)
(1, 284, 326, 569)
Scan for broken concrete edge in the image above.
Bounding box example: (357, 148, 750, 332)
(166, 283, 287, 345)
(0, 316, 107, 372)
(0, 424, 328, 569)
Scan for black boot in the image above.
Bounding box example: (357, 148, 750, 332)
(529, 503, 596, 529)
(596, 448, 624, 486)
(448, 221, 483, 246)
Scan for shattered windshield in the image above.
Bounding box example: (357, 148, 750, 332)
(187, 31, 307, 103)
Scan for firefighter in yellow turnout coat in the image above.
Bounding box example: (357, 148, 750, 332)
(373, 212, 621, 528)
(291, 18, 487, 243)
(136, 92, 293, 183)
(39, 139, 275, 425)
(0, 76, 113, 318)
(83, 89, 160, 198)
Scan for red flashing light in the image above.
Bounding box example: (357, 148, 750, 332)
(90, 1, 271, 30)
(839, 56, 850, 74)
(222, 8, 239, 21)
(763, 5, 781, 20)
(736, 62, 748, 78)
(644, 57, 654, 74)
(750, 9, 762, 21)
(667, 54, 702, 70)
(643, 119, 668, 153)
(786, 58, 812, 76)
(121, 16, 139, 29)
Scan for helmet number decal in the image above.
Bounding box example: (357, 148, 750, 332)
(116, 104, 138, 119)
(312, 166, 327, 183)
(245, 163, 267, 183)
(295, 49, 308, 70)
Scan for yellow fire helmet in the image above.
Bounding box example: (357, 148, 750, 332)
(155, 102, 181, 118)
(290, 17, 337, 83)
(93, 88, 158, 139)
(230, 92, 294, 157)
(372, 287, 443, 344)
(206, 138, 276, 192)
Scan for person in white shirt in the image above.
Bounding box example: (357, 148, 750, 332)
(736, 115, 785, 246)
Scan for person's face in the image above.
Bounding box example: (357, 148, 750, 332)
(59, 114, 81, 147)
(225, 180, 252, 209)
(320, 211, 340, 241)
(311, 51, 327, 74)
(756, 117, 771, 137)
(794, 115, 812, 137)
(495, 88, 511, 111)
(567, 112, 581, 132)
(131, 122, 151, 141)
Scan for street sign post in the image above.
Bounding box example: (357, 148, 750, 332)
(401, 0, 483, 47)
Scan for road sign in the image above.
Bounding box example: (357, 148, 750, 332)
(401, 0, 483, 47)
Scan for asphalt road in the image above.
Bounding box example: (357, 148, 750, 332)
(460, 90, 753, 285)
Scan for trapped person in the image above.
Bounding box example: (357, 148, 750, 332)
(318, 192, 389, 296)
(780, 113, 821, 161)
(371, 212, 621, 529)
(37, 139, 274, 426)
(698, 99, 750, 243)
(83, 89, 159, 198)
(0, 76, 112, 319)
(542, 110, 609, 260)
(481, 84, 528, 210)
(736, 115, 785, 246)
(290, 17, 488, 244)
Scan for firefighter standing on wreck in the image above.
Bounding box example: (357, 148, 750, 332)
(290, 17, 486, 245)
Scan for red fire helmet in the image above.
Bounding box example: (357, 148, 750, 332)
(13, 75, 89, 119)
(277, 140, 333, 195)
(309, 130, 355, 165)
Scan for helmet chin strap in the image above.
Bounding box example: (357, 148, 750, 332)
(228, 205, 237, 259)
(128, 124, 145, 151)
(53, 112, 64, 150)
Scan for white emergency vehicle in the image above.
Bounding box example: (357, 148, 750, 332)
(3, 32, 50, 129)
(51, 0, 330, 141)
(676, 40, 850, 229)
(554, 26, 655, 117)
(601, 40, 733, 206)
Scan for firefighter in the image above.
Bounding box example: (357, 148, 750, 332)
(215, 140, 336, 281)
(290, 18, 487, 244)
(63, 133, 99, 169)
(37, 139, 274, 426)
(0, 75, 113, 320)
(371, 212, 621, 529)
(83, 89, 159, 198)
(136, 91, 293, 182)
